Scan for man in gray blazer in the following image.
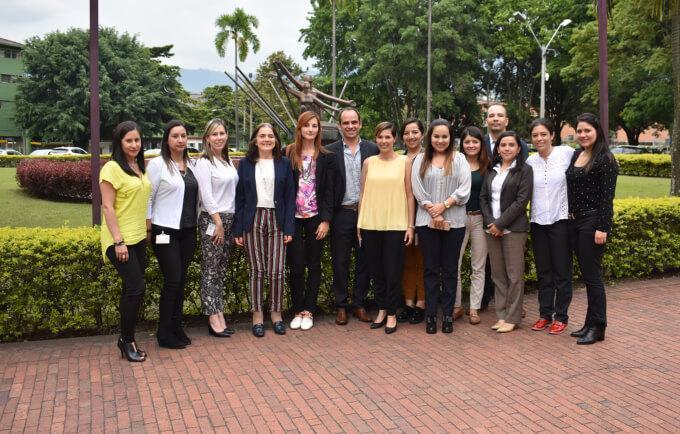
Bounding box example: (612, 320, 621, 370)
(326, 108, 378, 325)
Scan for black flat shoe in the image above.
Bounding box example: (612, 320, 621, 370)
(397, 306, 413, 323)
(426, 316, 437, 334)
(117, 337, 146, 362)
(174, 328, 191, 346)
(252, 323, 265, 338)
(273, 321, 286, 335)
(577, 327, 605, 345)
(442, 316, 454, 334)
(370, 317, 387, 329)
(208, 325, 231, 338)
(570, 324, 590, 338)
(410, 307, 425, 324)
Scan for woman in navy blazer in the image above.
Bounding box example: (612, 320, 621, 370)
(234, 123, 296, 337)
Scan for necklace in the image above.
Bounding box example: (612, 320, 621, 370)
(301, 156, 313, 181)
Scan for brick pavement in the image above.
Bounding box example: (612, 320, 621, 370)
(1, 276, 680, 433)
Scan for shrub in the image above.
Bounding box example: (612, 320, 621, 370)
(0, 154, 110, 168)
(615, 154, 671, 178)
(1, 198, 678, 342)
(16, 159, 95, 201)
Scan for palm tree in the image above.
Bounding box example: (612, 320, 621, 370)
(214, 8, 260, 149)
(647, 1, 680, 195)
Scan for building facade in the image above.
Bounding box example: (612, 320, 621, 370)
(0, 37, 26, 153)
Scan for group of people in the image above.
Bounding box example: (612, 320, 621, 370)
(100, 104, 618, 363)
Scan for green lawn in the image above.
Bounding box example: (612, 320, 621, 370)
(0, 168, 91, 227)
(0, 168, 672, 228)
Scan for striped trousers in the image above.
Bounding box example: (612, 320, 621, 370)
(244, 208, 286, 312)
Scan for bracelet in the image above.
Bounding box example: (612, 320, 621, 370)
(114, 240, 125, 247)
(444, 200, 451, 209)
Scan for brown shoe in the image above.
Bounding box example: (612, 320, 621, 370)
(453, 306, 464, 321)
(335, 308, 348, 325)
(469, 309, 481, 325)
(353, 307, 372, 322)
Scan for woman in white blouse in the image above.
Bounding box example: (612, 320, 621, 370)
(147, 120, 199, 349)
(411, 119, 471, 334)
(526, 118, 574, 335)
(193, 118, 239, 338)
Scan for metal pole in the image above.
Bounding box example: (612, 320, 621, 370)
(426, 0, 432, 125)
(332, 0, 337, 97)
(540, 48, 546, 118)
(89, 0, 101, 225)
(597, 0, 609, 138)
(234, 37, 239, 150)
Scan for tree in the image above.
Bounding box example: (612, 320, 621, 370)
(14, 28, 184, 147)
(184, 85, 234, 135)
(564, 0, 673, 146)
(644, 0, 680, 195)
(214, 8, 260, 149)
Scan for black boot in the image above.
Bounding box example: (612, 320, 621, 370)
(397, 306, 414, 323)
(442, 316, 454, 334)
(576, 327, 605, 345)
(570, 324, 590, 338)
(426, 316, 437, 334)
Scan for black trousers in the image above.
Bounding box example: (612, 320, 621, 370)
(531, 220, 573, 323)
(330, 208, 371, 308)
(417, 226, 466, 318)
(151, 225, 197, 336)
(360, 229, 405, 316)
(106, 241, 147, 343)
(569, 215, 607, 328)
(287, 215, 324, 313)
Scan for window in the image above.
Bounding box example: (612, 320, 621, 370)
(1, 75, 13, 83)
(3, 49, 19, 59)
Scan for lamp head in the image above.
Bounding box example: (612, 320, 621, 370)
(513, 11, 527, 22)
(560, 19, 572, 27)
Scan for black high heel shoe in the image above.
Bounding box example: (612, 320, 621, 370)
(576, 327, 605, 345)
(385, 316, 397, 334)
(117, 337, 146, 362)
(570, 324, 590, 338)
(208, 325, 231, 338)
(370, 317, 387, 329)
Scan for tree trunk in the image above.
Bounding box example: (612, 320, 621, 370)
(620, 123, 637, 146)
(671, 12, 680, 195)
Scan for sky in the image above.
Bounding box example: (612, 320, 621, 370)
(2, 0, 317, 74)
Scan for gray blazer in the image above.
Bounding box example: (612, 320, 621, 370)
(479, 163, 533, 232)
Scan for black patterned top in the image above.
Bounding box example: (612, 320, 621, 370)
(565, 150, 618, 233)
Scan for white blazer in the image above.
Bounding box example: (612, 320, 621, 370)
(146, 156, 199, 229)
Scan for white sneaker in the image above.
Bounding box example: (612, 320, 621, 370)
(300, 312, 314, 330)
(290, 314, 303, 330)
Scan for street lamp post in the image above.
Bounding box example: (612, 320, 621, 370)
(513, 12, 571, 118)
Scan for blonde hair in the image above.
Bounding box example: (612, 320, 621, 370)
(201, 118, 231, 165)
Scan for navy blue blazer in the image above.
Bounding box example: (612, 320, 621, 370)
(484, 134, 529, 160)
(233, 156, 296, 237)
(325, 139, 379, 209)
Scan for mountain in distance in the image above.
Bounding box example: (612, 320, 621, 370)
(179, 68, 234, 94)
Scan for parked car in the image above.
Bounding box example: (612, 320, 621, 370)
(0, 149, 22, 156)
(610, 145, 646, 155)
(51, 146, 89, 155)
(144, 148, 161, 157)
(29, 149, 55, 156)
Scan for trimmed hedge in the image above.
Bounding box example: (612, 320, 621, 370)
(0, 154, 110, 168)
(16, 159, 96, 201)
(615, 154, 671, 178)
(1, 197, 678, 341)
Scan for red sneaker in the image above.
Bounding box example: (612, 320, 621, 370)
(548, 321, 567, 335)
(531, 318, 551, 331)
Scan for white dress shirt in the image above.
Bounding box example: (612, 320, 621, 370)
(490, 161, 516, 234)
(255, 159, 275, 208)
(146, 156, 198, 229)
(193, 157, 238, 215)
(526, 146, 574, 225)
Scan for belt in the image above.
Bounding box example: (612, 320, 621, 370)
(466, 210, 481, 215)
(342, 204, 358, 211)
(568, 209, 598, 220)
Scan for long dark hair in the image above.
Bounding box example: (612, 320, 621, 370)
(459, 126, 489, 176)
(111, 121, 145, 177)
(161, 119, 189, 172)
(420, 119, 455, 179)
(576, 112, 614, 172)
(246, 123, 282, 162)
(492, 130, 525, 174)
(400, 117, 424, 141)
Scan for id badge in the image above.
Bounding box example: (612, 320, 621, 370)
(206, 222, 216, 236)
(156, 232, 170, 244)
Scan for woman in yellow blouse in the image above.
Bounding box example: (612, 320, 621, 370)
(357, 122, 416, 334)
(100, 121, 152, 362)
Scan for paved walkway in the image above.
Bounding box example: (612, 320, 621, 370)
(1, 276, 680, 433)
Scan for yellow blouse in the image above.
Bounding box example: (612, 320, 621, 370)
(357, 155, 408, 231)
(100, 161, 152, 261)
